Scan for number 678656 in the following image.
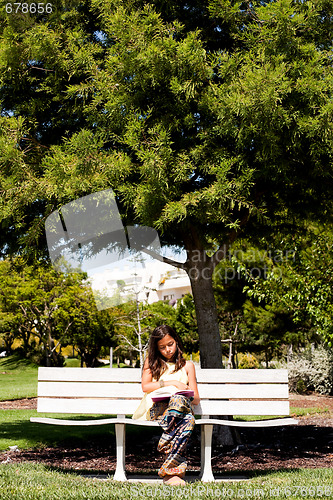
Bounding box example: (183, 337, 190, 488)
(6, 3, 53, 14)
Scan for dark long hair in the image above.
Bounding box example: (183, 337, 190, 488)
(147, 325, 186, 381)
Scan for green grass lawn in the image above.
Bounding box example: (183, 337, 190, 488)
(0, 355, 38, 400)
(0, 463, 332, 499)
(0, 409, 119, 451)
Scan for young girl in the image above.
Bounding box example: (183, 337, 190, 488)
(132, 324, 200, 485)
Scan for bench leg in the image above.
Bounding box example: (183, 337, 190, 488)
(199, 424, 215, 482)
(114, 423, 127, 481)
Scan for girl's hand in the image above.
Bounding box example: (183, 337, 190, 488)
(168, 380, 189, 391)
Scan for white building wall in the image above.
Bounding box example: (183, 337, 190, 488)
(91, 259, 192, 306)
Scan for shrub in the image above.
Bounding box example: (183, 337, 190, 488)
(295, 379, 308, 394)
(238, 353, 259, 369)
(288, 345, 333, 395)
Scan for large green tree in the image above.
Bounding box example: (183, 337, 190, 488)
(1, 0, 333, 367)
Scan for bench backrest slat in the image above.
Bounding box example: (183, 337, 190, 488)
(37, 367, 142, 382)
(37, 367, 289, 383)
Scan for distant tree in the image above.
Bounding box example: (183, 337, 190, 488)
(0, 260, 69, 365)
(110, 296, 198, 366)
(245, 227, 333, 348)
(112, 298, 179, 367)
(0, 259, 114, 366)
(241, 300, 291, 367)
(56, 287, 115, 367)
(111, 299, 151, 368)
(0, 311, 17, 354)
(174, 294, 199, 355)
(213, 238, 322, 362)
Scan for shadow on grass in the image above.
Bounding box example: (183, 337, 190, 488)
(0, 413, 115, 449)
(0, 353, 38, 370)
(0, 411, 160, 450)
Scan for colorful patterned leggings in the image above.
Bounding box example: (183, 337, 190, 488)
(149, 394, 195, 478)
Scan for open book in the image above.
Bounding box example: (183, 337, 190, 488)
(150, 385, 194, 402)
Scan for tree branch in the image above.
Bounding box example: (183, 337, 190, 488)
(28, 65, 55, 73)
(141, 248, 187, 270)
(117, 334, 140, 352)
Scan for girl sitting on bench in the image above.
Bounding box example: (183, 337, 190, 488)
(133, 324, 200, 485)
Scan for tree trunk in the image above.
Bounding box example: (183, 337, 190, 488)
(19, 327, 32, 355)
(82, 348, 100, 367)
(184, 248, 223, 369)
(183, 236, 235, 446)
(3, 333, 14, 354)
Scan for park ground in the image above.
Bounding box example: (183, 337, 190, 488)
(1, 392, 332, 475)
(0, 355, 332, 500)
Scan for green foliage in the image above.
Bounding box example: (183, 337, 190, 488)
(296, 379, 308, 395)
(174, 294, 199, 354)
(1, 0, 332, 252)
(213, 242, 298, 363)
(237, 352, 259, 369)
(1, 0, 333, 367)
(0, 259, 115, 366)
(55, 283, 115, 367)
(244, 227, 333, 347)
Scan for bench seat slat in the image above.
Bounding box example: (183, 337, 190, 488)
(38, 382, 142, 398)
(30, 416, 297, 428)
(37, 382, 289, 399)
(197, 417, 298, 427)
(30, 417, 161, 427)
(37, 398, 290, 416)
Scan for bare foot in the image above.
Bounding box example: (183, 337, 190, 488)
(162, 475, 185, 486)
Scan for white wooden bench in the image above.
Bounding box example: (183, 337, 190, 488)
(30, 367, 297, 482)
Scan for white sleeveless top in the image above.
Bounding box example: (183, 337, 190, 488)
(132, 362, 188, 421)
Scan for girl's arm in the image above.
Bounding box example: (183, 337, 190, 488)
(141, 358, 188, 393)
(141, 358, 159, 393)
(186, 360, 200, 405)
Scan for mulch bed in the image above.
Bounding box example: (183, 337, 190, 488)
(1, 394, 333, 474)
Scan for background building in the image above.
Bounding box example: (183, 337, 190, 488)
(90, 258, 192, 306)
